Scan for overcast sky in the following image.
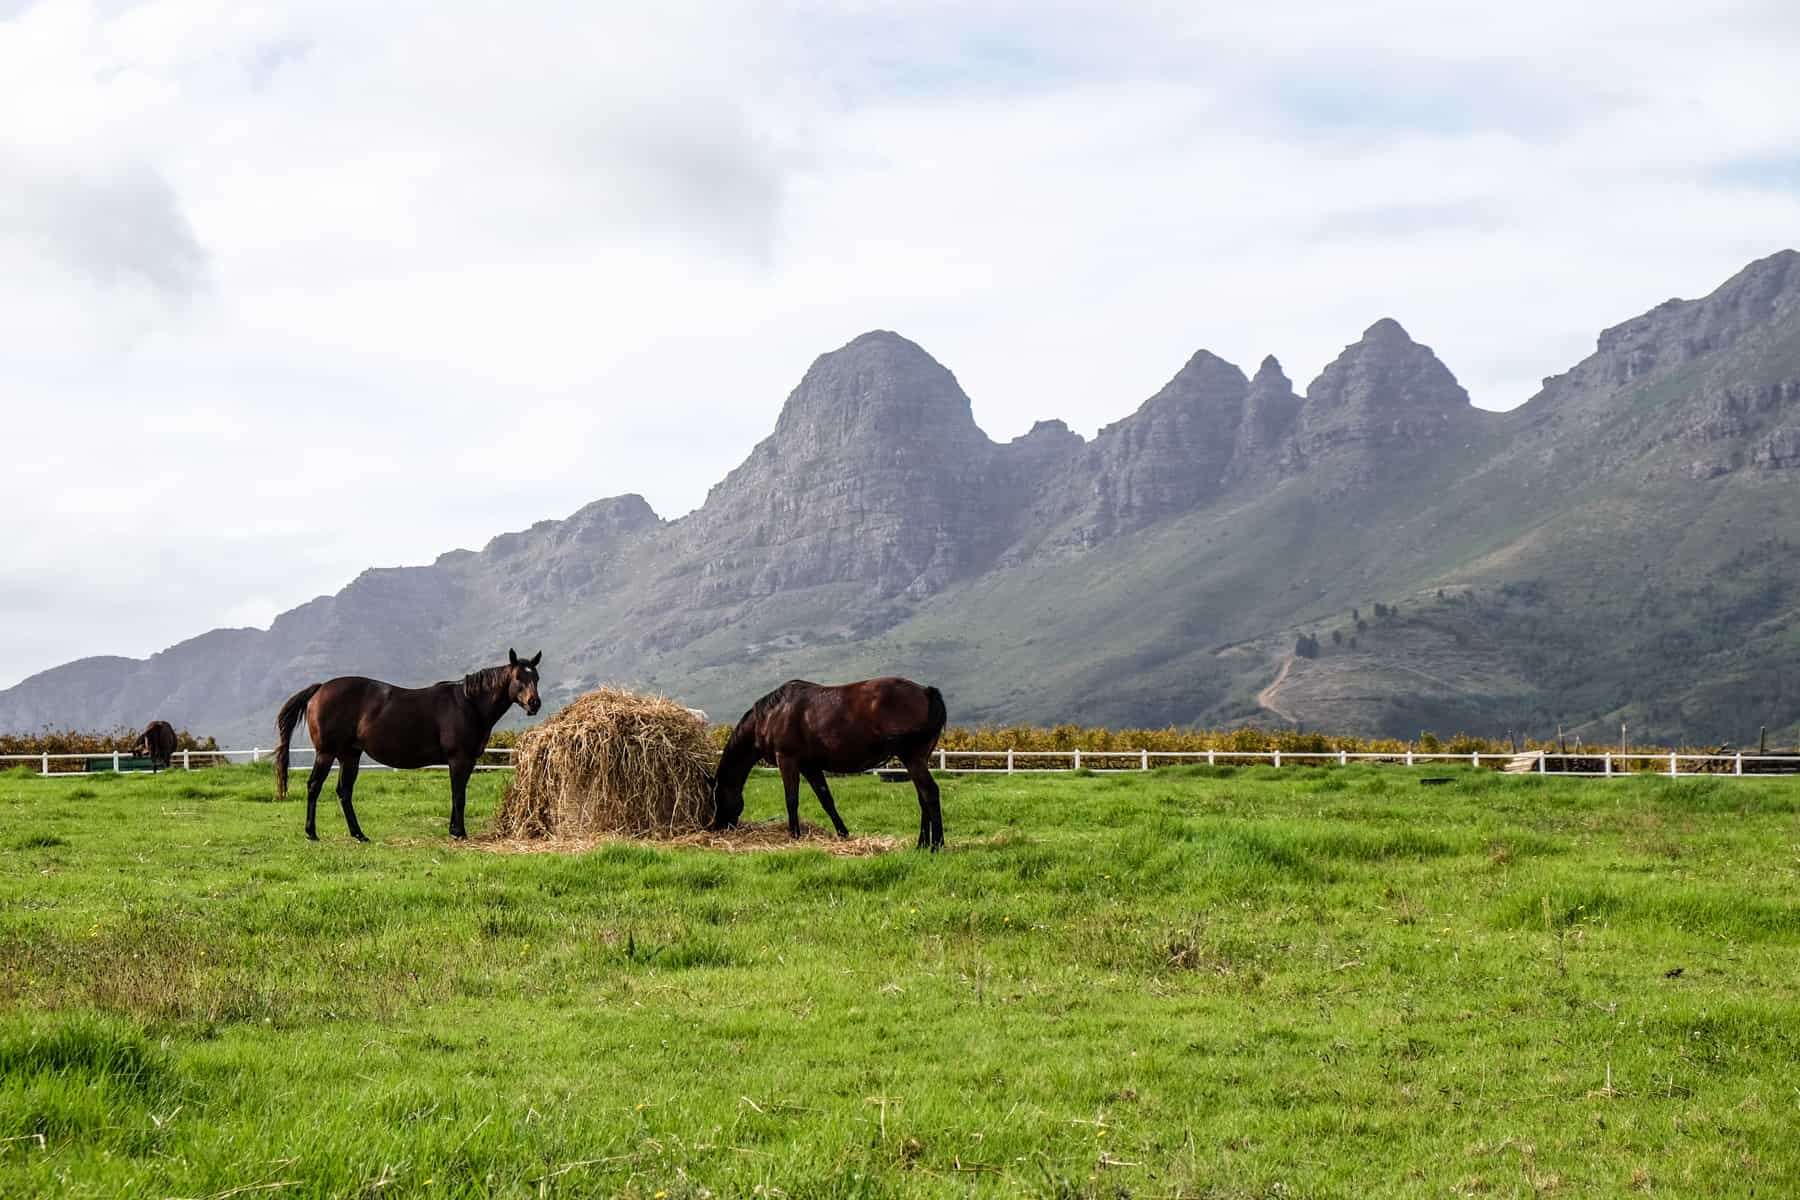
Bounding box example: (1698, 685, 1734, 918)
(3, 0, 1798, 689)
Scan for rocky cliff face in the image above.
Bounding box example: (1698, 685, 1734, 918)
(1229, 356, 1303, 480)
(666, 331, 1000, 604)
(1505, 250, 1800, 481)
(1296, 319, 1483, 472)
(5, 250, 1800, 744)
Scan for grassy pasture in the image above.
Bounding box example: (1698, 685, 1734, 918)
(1, 764, 1798, 1198)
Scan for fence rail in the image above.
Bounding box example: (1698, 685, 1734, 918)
(923, 748, 1800, 777)
(7, 746, 1799, 779)
(1, 746, 515, 778)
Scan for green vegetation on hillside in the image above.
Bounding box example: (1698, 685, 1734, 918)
(3, 765, 1798, 1197)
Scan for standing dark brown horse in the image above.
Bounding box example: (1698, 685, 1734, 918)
(133, 720, 177, 771)
(710, 677, 948, 849)
(273, 650, 542, 841)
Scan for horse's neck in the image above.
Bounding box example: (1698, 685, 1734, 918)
(720, 726, 760, 788)
(465, 686, 512, 733)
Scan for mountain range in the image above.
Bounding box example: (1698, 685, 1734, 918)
(6, 250, 1799, 746)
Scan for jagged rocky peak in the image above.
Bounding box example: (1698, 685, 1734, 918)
(770, 329, 988, 457)
(1071, 348, 1250, 533)
(1235, 354, 1303, 465)
(1016, 418, 1080, 443)
(1100, 349, 1248, 443)
(1002, 418, 1084, 466)
(477, 494, 661, 561)
(674, 330, 1004, 604)
(1297, 319, 1473, 458)
(559, 494, 662, 542)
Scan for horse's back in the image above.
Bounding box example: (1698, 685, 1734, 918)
(840, 677, 938, 735)
(309, 675, 457, 768)
(754, 676, 941, 765)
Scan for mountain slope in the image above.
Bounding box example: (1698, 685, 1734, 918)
(4, 252, 1798, 744)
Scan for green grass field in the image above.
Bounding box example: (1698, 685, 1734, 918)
(2, 764, 1798, 1198)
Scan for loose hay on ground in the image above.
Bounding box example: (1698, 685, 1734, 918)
(490, 688, 716, 840)
(476, 818, 899, 857)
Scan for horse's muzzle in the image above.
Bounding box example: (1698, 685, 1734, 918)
(525, 699, 541, 716)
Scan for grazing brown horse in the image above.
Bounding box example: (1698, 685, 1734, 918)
(711, 677, 948, 849)
(133, 720, 177, 771)
(273, 650, 542, 841)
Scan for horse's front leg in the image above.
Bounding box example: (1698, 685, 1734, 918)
(448, 755, 473, 839)
(802, 766, 849, 838)
(778, 755, 802, 839)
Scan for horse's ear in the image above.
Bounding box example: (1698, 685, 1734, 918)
(508, 648, 518, 666)
(528, 651, 542, 668)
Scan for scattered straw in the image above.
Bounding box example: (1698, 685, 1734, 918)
(490, 688, 715, 840)
(476, 818, 899, 857)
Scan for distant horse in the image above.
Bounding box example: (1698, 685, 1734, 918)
(134, 720, 177, 771)
(711, 677, 948, 849)
(273, 650, 543, 841)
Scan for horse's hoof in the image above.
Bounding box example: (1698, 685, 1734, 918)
(305, 831, 318, 841)
(450, 830, 467, 840)
(353, 833, 370, 843)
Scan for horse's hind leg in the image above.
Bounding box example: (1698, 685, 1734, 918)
(801, 766, 850, 838)
(304, 754, 335, 840)
(336, 751, 369, 842)
(778, 755, 802, 839)
(903, 753, 943, 851)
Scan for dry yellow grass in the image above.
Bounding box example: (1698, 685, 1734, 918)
(490, 688, 715, 839)
(475, 818, 898, 857)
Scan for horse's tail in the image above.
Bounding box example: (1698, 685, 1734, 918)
(274, 683, 322, 801)
(922, 685, 947, 745)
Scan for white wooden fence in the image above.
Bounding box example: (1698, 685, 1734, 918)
(6, 746, 1797, 779)
(1, 746, 515, 778)
(918, 749, 1799, 777)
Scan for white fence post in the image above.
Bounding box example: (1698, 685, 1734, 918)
(1006, 748, 1014, 775)
(1404, 749, 1413, 766)
(183, 749, 191, 770)
(252, 747, 259, 764)
(1603, 752, 1611, 777)
(1669, 752, 1677, 778)
(41, 751, 49, 774)
(1339, 749, 1348, 766)
(1735, 752, 1743, 776)
(1141, 748, 1149, 771)
(1273, 749, 1281, 768)
(112, 750, 120, 773)
(1207, 748, 1215, 766)
(1472, 751, 1480, 767)
(1538, 752, 1546, 775)
(1073, 747, 1081, 770)
(937, 748, 945, 772)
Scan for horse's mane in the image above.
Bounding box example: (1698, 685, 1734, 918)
(750, 680, 812, 721)
(717, 680, 811, 786)
(461, 664, 512, 700)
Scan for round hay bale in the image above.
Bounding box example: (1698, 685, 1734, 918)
(491, 688, 715, 839)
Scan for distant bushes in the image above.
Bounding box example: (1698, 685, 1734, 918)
(0, 728, 221, 773)
(0, 728, 219, 757)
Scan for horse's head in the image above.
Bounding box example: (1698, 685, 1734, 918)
(708, 770, 744, 831)
(506, 648, 543, 716)
(132, 732, 151, 757)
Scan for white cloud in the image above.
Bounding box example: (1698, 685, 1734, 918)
(1, 0, 1798, 687)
